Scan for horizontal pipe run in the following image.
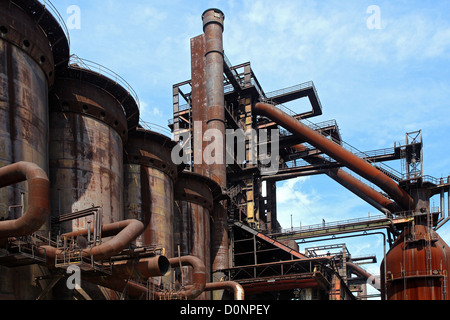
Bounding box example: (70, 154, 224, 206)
(70, 219, 145, 261)
(38, 244, 169, 297)
(254, 102, 414, 210)
(108, 255, 170, 279)
(205, 281, 245, 300)
(61, 219, 142, 240)
(39, 219, 145, 266)
(0, 162, 50, 238)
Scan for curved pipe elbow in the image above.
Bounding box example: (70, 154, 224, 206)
(55, 219, 145, 261)
(205, 281, 245, 300)
(0, 162, 50, 238)
(168, 255, 207, 300)
(81, 219, 145, 261)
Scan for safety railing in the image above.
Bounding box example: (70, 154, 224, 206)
(272, 214, 389, 236)
(37, 0, 71, 47)
(263, 80, 323, 112)
(264, 81, 314, 100)
(264, 101, 403, 182)
(140, 119, 172, 137)
(68, 54, 140, 112)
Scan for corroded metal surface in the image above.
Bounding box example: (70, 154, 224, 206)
(59, 64, 140, 134)
(0, 162, 49, 239)
(382, 223, 450, 300)
(124, 129, 177, 257)
(191, 34, 208, 177)
(254, 102, 415, 210)
(0, 40, 50, 221)
(144, 167, 174, 257)
(49, 77, 127, 232)
(202, 8, 226, 188)
(174, 171, 215, 299)
(0, 1, 55, 299)
(199, 11, 229, 298)
(0, 0, 56, 84)
(292, 144, 401, 214)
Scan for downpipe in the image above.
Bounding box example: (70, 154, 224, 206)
(0, 161, 49, 239)
(205, 281, 245, 300)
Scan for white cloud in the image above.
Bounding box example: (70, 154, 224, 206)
(277, 177, 312, 204)
(151, 107, 163, 117)
(225, 0, 450, 83)
(139, 100, 163, 119)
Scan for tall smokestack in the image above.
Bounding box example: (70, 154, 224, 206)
(202, 8, 226, 187)
(201, 9, 229, 300)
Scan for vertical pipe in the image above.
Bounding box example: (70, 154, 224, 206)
(0, 161, 49, 238)
(191, 34, 208, 176)
(201, 9, 229, 299)
(202, 8, 226, 186)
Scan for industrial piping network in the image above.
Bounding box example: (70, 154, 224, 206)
(0, 160, 244, 299)
(0, 162, 50, 239)
(1, 0, 449, 300)
(290, 144, 400, 214)
(253, 102, 415, 212)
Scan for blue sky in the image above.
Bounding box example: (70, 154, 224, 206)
(49, 0, 450, 291)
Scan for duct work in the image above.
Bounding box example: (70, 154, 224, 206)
(0, 162, 49, 239)
(253, 102, 415, 211)
(1, 0, 450, 302)
(290, 144, 400, 214)
(205, 281, 245, 300)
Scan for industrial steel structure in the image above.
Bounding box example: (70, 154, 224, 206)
(0, 1, 449, 301)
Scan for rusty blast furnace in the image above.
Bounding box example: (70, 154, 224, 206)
(0, 2, 449, 300)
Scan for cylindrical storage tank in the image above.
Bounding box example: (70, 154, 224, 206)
(381, 223, 450, 300)
(174, 171, 219, 300)
(48, 63, 137, 232)
(381, 187, 450, 300)
(0, 0, 69, 300)
(0, 0, 55, 173)
(123, 129, 177, 258)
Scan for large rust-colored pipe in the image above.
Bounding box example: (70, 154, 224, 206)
(205, 281, 245, 300)
(61, 219, 143, 240)
(254, 102, 414, 210)
(79, 256, 169, 299)
(168, 255, 206, 299)
(292, 144, 400, 214)
(39, 244, 168, 298)
(101, 255, 170, 279)
(0, 162, 49, 238)
(346, 262, 380, 290)
(40, 219, 145, 265)
(201, 9, 229, 299)
(64, 219, 145, 261)
(202, 8, 226, 186)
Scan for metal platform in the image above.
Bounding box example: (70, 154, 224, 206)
(0, 235, 47, 267)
